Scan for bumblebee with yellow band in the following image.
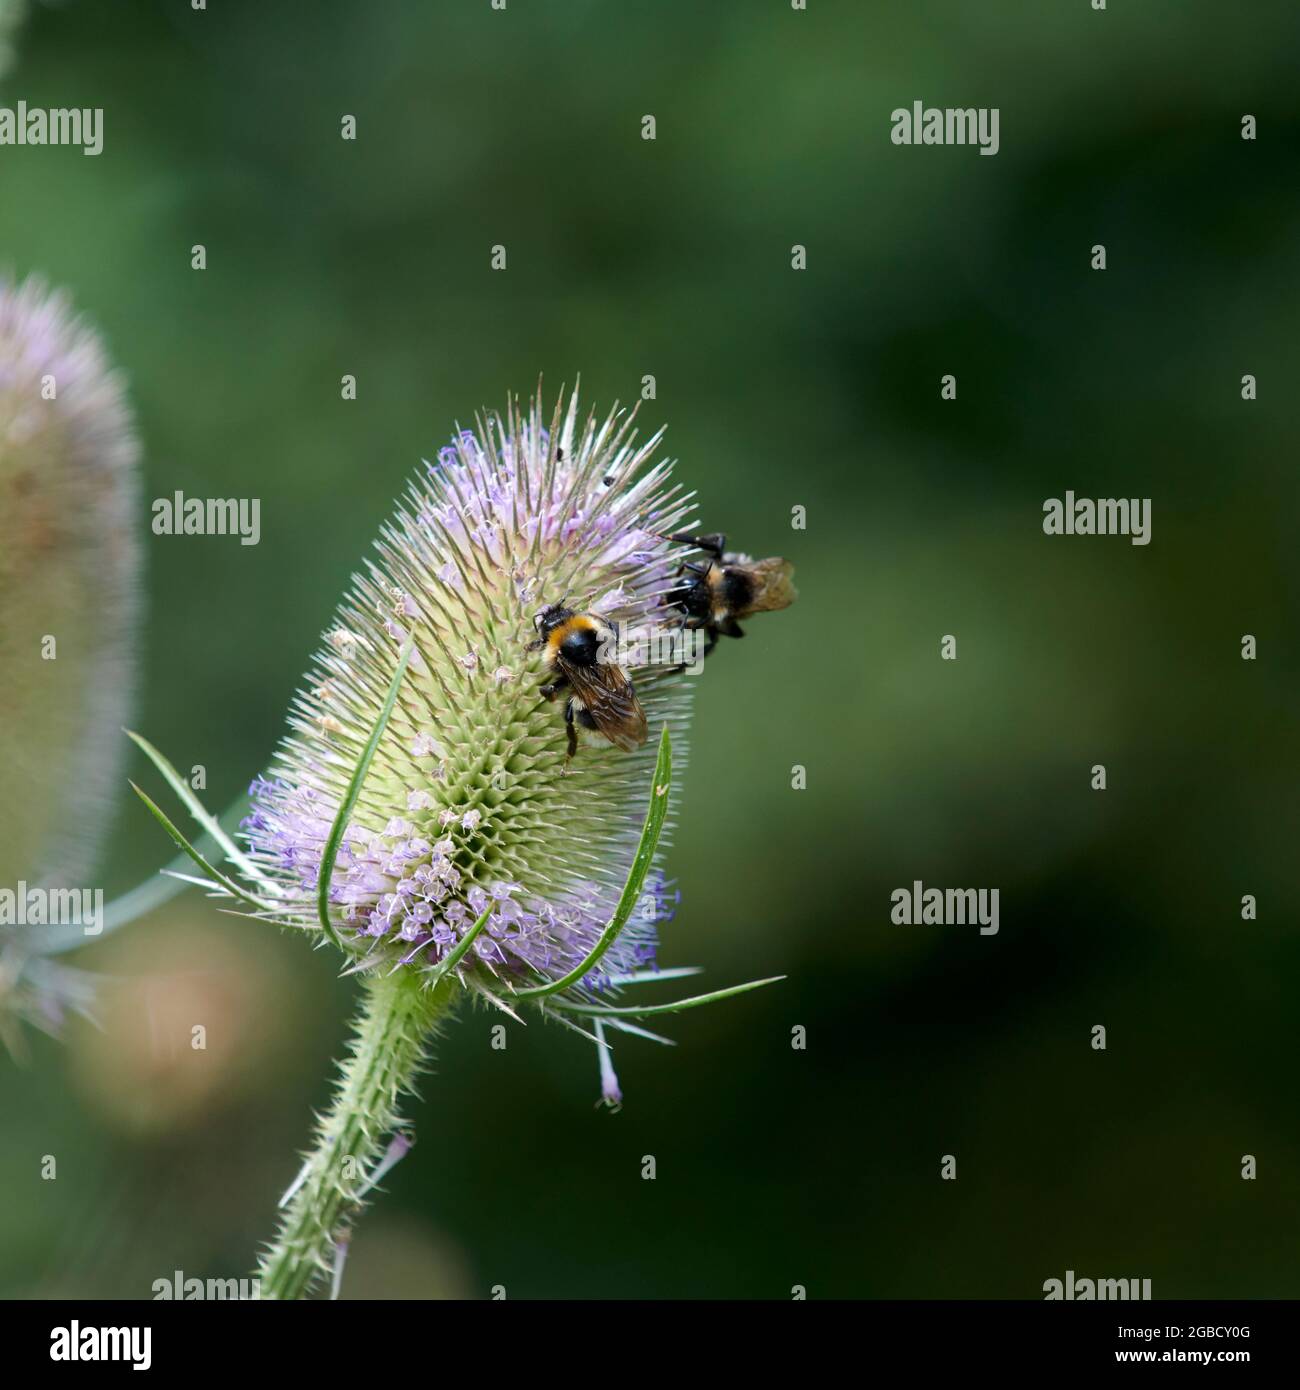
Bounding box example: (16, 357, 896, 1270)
(665, 530, 797, 658)
(528, 604, 649, 759)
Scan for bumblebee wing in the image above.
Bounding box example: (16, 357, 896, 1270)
(746, 557, 798, 613)
(559, 657, 649, 752)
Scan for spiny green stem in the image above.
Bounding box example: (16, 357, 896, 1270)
(257, 970, 455, 1300)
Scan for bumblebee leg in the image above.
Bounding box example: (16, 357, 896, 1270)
(720, 618, 744, 640)
(703, 626, 720, 659)
(541, 672, 570, 700)
(665, 617, 704, 673)
(666, 530, 726, 560)
(564, 697, 578, 759)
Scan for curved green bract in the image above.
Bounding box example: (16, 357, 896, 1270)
(424, 901, 494, 981)
(316, 639, 415, 951)
(126, 730, 271, 888)
(514, 724, 672, 1000)
(551, 975, 786, 1018)
(129, 782, 273, 913)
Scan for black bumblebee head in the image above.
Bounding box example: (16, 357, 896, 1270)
(533, 602, 575, 639)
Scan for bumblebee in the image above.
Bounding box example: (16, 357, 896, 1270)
(527, 604, 648, 758)
(665, 531, 797, 657)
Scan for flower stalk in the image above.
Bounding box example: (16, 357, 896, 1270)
(258, 968, 455, 1300)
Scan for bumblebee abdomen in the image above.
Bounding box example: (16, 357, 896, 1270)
(720, 566, 754, 614)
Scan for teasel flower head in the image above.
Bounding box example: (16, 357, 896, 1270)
(231, 389, 740, 1079)
(0, 275, 141, 1056)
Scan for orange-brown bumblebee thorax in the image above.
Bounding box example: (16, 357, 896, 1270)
(545, 612, 600, 656)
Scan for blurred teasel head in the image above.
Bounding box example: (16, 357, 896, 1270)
(0, 275, 142, 892)
(0, 0, 21, 84)
(0, 273, 141, 1057)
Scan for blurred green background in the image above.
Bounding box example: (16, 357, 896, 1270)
(2, 0, 1299, 1298)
